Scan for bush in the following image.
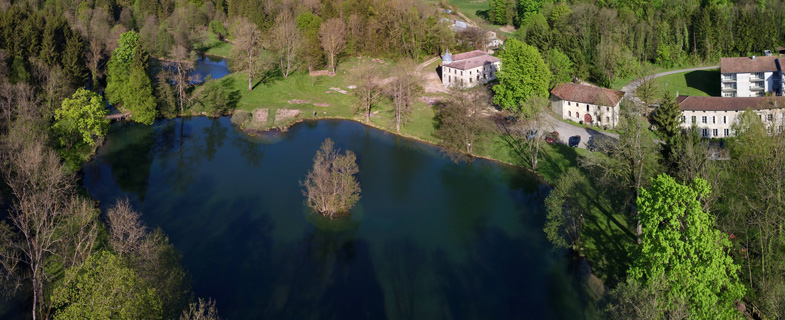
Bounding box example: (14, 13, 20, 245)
(230, 110, 251, 127)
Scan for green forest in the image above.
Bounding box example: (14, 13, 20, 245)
(1, 0, 785, 318)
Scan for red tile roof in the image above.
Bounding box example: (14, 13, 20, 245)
(550, 83, 624, 106)
(677, 95, 785, 111)
(720, 56, 780, 73)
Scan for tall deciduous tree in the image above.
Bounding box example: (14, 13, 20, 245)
(435, 86, 490, 160)
(545, 48, 573, 88)
(231, 18, 262, 91)
(492, 38, 550, 112)
(270, 11, 300, 78)
(0, 132, 97, 320)
(580, 99, 660, 240)
(301, 138, 361, 218)
(631, 174, 745, 318)
(352, 63, 383, 124)
(318, 18, 346, 73)
(544, 167, 587, 252)
(386, 60, 421, 133)
(51, 88, 109, 151)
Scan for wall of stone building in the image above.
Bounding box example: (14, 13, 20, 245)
(441, 63, 500, 88)
(552, 99, 620, 128)
(681, 108, 785, 137)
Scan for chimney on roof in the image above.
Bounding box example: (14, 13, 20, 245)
(752, 55, 756, 60)
(765, 50, 773, 56)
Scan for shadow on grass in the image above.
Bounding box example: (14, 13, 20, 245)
(684, 69, 720, 96)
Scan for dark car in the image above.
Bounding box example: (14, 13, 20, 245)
(568, 135, 581, 148)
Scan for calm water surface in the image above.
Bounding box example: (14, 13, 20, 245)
(78, 117, 585, 319)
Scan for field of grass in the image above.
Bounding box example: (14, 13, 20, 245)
(199, 32, 232, 58)
(196, 57, 442, 141)
(653, 69, 720, 97)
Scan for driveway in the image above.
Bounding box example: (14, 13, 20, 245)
(545, 113, 618, 149)
(621, 66, 719, 104)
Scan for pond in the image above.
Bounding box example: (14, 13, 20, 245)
(76, 118, 585, 319)
(153, 55, 230, 83)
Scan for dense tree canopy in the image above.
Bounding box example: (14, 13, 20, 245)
(51, 251, 162, 320)
(492, 38, 550, 111)
(631, 174, 744, 318)
(52, 88, 109, 150)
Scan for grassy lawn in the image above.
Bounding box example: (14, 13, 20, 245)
(197, 57, 442, 141)
(199, 32, 232, 58)
(609, 63, 719, 90)
(653, 69, 720, 97)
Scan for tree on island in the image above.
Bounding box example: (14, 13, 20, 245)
(630, 174, 745, 318)
(302, 138, 361, 219)
(492, 38, 551, 112)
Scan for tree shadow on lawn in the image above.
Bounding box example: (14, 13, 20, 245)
(684, 69, 720, 96)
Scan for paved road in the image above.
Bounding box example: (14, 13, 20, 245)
(621, 66, 719, 104)
(545, 113, 618, 149)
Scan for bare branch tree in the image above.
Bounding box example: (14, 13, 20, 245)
(169, 45, 197, 114)
(106, 198, 147, 257)
(435, 85, 491, 161)
(1, 135, 74, 320)
(386, 60, 422, 133)
(352, 63, 383, 124)
(318, 18, 346, 73)
(270, 11, 301, 78)
(231, 18, 262, 91)
(180, 297, 220, 320)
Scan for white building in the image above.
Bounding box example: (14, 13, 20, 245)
(677, 95, 785, 137)
(549, 83, 625, 128)
(720, 55, 783, 97)
(441, 50, 501, 88)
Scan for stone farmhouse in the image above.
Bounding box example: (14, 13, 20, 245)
(440, 50, 501, 88)
(720, 53, 783, 97)
(549, 83, 625, 128)
(678, 96, 785, 138)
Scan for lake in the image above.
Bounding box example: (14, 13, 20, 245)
(76, 117, 586, 319)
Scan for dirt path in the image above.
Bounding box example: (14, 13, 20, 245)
(621, 66, 719, 104)
(417, 56, 440, 72)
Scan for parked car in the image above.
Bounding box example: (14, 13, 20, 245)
(545, 131, 559, 144)
(568, 135, 581, 148)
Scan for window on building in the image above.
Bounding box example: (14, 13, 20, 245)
(691, 116, 696, 124)
(568, 102, 571, 106)
(712, 116, 716, 124)
(768, 114, 774, 122)
(577, 112, 580, 119)
(568, 111, 571, 117)
(713, 129, 718, 137)
(469, 78, 472, 83)
(606, 116, 610, 123)
(724, 129, 730, 137)
(702, 129, 709, 137)
(723, 116, 727, 124)
(682, 116, 687, 124)
(461, 71, 463, 76)
(702, 116, 707, 124)
(586, 105, 589, 112)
